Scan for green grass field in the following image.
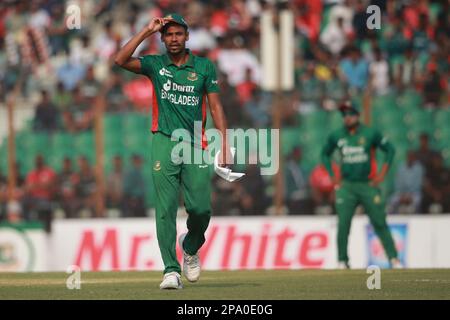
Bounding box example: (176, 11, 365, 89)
(0, 269, 449, 300)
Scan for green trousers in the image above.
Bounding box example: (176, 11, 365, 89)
(335, 181, 398, 263)
(151, 132, 212, 274)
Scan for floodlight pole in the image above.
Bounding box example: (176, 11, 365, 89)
(6, 73, 23, 202)
(273, 4, 285, 216)
(94, 92, 106, 217)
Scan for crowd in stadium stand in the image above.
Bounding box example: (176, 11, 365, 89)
(0, 0, 449, 228)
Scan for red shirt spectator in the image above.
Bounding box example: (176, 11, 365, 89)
(295, 0, 322, 41)
(403, 3, 429, 32)
(236, 68, 257, 105)
(26, 156, 56, 200)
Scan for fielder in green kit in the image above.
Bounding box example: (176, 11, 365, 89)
(115, 14, 231, 289)
(321, 102, 403, 269)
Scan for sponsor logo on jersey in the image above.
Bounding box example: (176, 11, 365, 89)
(342, 145, 369, 163)
(359, 137, 366, 145)
(163, 79, 172, 91)
(337, 139, 347, 147)
(162, 79, 194, 93)
(159, 67, 173, 78)
(187, 72, 198, 81)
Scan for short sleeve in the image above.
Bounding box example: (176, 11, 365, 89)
(138, 55, 155, 77)
(373, 129, 387, 147)
(205, 60, 220, 93)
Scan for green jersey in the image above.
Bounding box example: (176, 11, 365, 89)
(321, 124, 395, 182)
(139, 49, 219, 147)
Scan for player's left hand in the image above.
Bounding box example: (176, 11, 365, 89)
(218, 146, 234, 168)
(370, 174, 385, 187)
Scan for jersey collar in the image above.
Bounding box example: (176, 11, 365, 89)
(163, 49, 195, 68)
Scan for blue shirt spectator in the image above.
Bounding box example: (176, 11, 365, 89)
(57, 62, 86, 91)
(339, 47, 369, 91)
(388, 151, 424, 214)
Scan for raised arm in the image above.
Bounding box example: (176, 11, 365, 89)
(114, 17, 166, 73)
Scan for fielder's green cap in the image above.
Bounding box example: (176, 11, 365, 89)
(339, 101, 360, 116)
(161, 13, 188, 32)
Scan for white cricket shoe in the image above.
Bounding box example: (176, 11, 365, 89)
(159, 272, 183, 290)
(390, 258, 404, 269)
(179, 233, 201, 282)
(337, 261, 350, 269)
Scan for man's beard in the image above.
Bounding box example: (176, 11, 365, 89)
(345, 121, 359, 130)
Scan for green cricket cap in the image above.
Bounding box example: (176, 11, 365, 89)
(339, 101, 360, 116)
(161, 13, 188, 32)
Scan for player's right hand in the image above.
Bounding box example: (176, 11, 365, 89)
(146, 17, 166, 34)
(332, 176, 341, 189)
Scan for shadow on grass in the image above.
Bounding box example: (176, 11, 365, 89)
(190, 282, 262, 289)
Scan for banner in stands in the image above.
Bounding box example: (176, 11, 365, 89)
(0, 223, 47, 272)
(50, 216, 450, 271)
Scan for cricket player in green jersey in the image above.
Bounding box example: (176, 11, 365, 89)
(115, 14, 231, 289)
(321, 102, 403, 269)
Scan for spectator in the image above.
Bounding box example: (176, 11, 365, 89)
(415, 133, 440, 174)
(423, 63, 443, 108)
(57, 157, 79, 218)
(320, 16, 350, 56)
(184, 12, 216, 54)
(411, 13, 433, 56)
(392, 46, 422, 91)
(123, 155, 146, 217)
(382, 13, 409, 60)
(70, 35, 95, 66)
(106, 156, 124, 210)
(422, 153, 450, 213)
(6, 200, 22, 224)
(23, 155, 56, 232)
(328, 0, 354, 31)
(388, 151, 424, 214)
(236, 164, 268, 215)
(75, 156, 97, 217)
(80, 65, 101, 104)
(57, 59, 86, 91)
(297, 62, 323, 110)
(236, 67, 257, 105)
(243, 87, 271, 128)
(33, 90, 59, 132)
(211, 175, 241, 216)
(28, 0, 50, 31)
(228, 0, 253, 32)
(94, 20, 119, 61)
(216, 35, 261, 86)
(47, 3, 70, 55)
(322, 63, 348, 110)
(52, 81, 73, 116)
(294, 0, 322, 41)
(218, 72, 247, 127)
(1, 163, 26, 222)
(284, 147, 313, 215)
(339, 46, 369, 94)
(352, 0, 369, 40)
(106, 72, 129, 112)
(369, 48, 390, 95)
(62, 86, 94, 133)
